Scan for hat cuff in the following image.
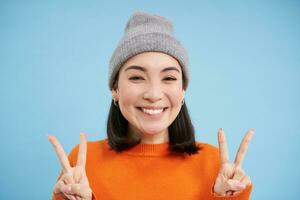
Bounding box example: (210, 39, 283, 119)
(109, 32, 189, 90)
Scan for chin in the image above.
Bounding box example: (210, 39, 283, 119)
(141, 127, 168, 136)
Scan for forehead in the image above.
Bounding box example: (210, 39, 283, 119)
(120, 52, 182, 73)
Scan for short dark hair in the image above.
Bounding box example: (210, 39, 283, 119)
(106, 100, 201, 155)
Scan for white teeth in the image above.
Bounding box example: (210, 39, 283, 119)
(141, 108, 164, 115)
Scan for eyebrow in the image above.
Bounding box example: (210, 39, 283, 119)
(124, 65, 180, 73)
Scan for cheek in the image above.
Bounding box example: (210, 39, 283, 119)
(166, 86, 184, 105)
(118, 83, 140, 106)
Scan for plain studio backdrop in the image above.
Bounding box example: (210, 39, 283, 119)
(0, 1, 299, 199)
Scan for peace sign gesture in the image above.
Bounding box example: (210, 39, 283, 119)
(213, 128, 254, 196)
(48, 132, 92, 200)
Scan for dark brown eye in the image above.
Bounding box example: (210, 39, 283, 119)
(129, 76, 144, 80)
(164, 77, 177, 81)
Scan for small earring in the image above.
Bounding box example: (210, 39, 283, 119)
(181, 99, 185, 105)
(113, 99, 118, 107)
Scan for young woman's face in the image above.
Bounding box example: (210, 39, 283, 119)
(112, 52, 185, 143)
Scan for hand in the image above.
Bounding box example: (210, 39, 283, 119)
(213, 128, 254, 196)
(48, 132, 92, 200)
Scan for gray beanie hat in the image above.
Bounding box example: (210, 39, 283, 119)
(108, 11, 189, 90)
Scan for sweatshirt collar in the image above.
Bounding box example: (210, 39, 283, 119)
(124, 141, 171, 156)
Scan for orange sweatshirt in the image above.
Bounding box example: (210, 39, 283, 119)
(52, 139, 252, 200)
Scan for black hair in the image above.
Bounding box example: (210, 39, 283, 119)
(106, 62, 201, 155)
(106, 100, 201, 155)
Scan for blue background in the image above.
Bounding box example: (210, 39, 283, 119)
(1, 1, 299, 199)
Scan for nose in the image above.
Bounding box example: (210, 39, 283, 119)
(143, 83, 163, 103)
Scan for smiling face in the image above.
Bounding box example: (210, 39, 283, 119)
(112, 52, 185, 144)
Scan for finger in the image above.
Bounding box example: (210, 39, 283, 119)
(53, 181, 76, 200)
(53, 180, 66, 194)
(48, 134, 72, 173)
(225, 179, 246, 191)
(61, 185, 73, 195)
(232, 176, 251, 196)
(62, 184, 83, 197)
(69, 184, 92, 198)
(232, 167, 245, 182)
(218, 128, 230, 164)
(213, 173, 226, 196)
(76, 132, 87, 167)
(62, 172, 75, 185)
(60, 190, 75, 200)
(232, 190, 242, 196)
(65, 194, 77, 200)
(241, 175, 252, 186)
(234, 129, 254, 168)
(75, 196, 81, 200)
(73, 167, 84, 183)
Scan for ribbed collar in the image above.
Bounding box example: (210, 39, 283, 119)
(104, 139, 171, 157)
(124, 141, 171, 156)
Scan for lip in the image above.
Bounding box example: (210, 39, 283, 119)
(137, 107, 168, 118)
(137, 106, 168, 110)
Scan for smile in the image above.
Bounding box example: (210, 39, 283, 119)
(137, 107, 168, 116)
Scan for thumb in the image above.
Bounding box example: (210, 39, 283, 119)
(225, 179, 246, 191)
(69, 184, 92, 199)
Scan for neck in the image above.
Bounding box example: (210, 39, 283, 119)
(128, 126, 169, 144)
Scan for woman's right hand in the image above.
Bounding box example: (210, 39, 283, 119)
(48, 132, 92, 200)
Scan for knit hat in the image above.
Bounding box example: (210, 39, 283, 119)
(108, 11, 189, 90)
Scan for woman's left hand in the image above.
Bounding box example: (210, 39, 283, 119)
(213, 128, 254, 196)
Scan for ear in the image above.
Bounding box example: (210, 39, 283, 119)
(111, 88, 119, 100)
(182, 89, 185, 100)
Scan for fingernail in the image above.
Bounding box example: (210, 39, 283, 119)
(62, 186, 70, 193)
(76, 196, 81, 200)
(71, 196, 77, 200)
(249, 128, 255, 133)
(219, 128, 223, 131)
(238, 184, 246, 189)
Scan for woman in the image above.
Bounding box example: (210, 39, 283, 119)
(48, 11, 254, 200)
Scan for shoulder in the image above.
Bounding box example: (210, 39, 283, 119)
(68, 138, 109, 158)
(87, 138, 108, 149)
(196, 141, 219, 153)
(193, 141, 221, 171)
(67, 138, 109, 166)
(193, 141, 220, 162)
